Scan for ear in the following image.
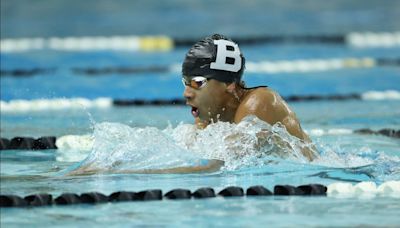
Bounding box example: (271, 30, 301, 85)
(226, 82, 236, 94)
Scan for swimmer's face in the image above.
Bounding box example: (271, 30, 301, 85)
(183, 76, 230, 123)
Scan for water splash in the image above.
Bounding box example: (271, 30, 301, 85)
(166, 116, 313, 170)
(79, 122, 201, 171)
(69, 116, 400, 181)
(74, 116, 314, 172)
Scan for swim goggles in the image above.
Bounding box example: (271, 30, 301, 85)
(182, 76, 208, 89)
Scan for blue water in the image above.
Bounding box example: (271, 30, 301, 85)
(1, 100, 400, 226)
(1, 0, 400, 227)
(2, 45, 400, 100)
(2, 0, 400, 38)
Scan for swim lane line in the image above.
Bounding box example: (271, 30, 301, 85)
(1, 57, 399, 77)
(0, 127, 398, 151)
(1, 90, 400, 113)
(1, 181, 399, 207)
(1, 32, 400, 52)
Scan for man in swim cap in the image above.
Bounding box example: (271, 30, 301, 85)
(182, 34, 316, 160)
(68, 34, 316, 176)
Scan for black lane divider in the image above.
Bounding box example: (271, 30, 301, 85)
(0, 68, 56, 77)
(284, 94, 361, 102)
(218, 186, 244, 197)
(246, 186, 273, 196)
(25, 194, 53, 206)
(71, 66, 170, 75)
(376, 58, 400, 66)
(354, 128, 400, 138)
(0, 184, 327, 207)
(112, 94, 362, 106)
(1, 57, 400, 77)
(54, 193, 81, 205)
(113, 98, 185, 106)
(0, 128, 398, 151)
(174, 35, 346, 46)
(0, 137, 57, 150)
(193, 188, 216, 198)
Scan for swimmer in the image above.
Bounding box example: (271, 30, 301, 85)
(182, 34, 317, 160)
(69, 34, 316, 176)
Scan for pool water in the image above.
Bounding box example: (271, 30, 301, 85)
(1, 99, 400, 226)
(1, 1, 400, 226)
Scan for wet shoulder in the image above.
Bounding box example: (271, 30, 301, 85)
(235, 87, 281, 123)
(242, 87, 280, 107)
(235, 88, 291, 124)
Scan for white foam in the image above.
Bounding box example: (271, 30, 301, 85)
(56, 134, 93, 162)
(361, 90, 400, 100)
(0, 97, 112, 113)
(76, 122, 200, 171)
(56, 134, 94, 151)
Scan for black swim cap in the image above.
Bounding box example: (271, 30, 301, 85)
(182, 34, 245, 83)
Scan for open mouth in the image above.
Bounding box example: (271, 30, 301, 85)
(191, 106, 200, 118)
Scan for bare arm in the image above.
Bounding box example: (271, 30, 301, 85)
(117, 159, 223, 174)
(67, 159, 224, 176)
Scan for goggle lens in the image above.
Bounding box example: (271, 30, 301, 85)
(182, 76, 208, 89)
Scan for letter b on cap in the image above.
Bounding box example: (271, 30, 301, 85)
(210, 40, 242, 72)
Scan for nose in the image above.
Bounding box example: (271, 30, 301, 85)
(183, 86, 195, 100)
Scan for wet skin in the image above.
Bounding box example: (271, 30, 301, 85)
(183, 78, 316, 160)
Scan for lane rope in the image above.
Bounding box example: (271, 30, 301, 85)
(1, 91, 399, 113)
(0, 98, 113, 112)
(1, 181, 399, 207)
(0, 36, 173, 53)
(1, 32, 400, 53)
(1, 57, 399, 77)
(1, 128, 398, 151)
